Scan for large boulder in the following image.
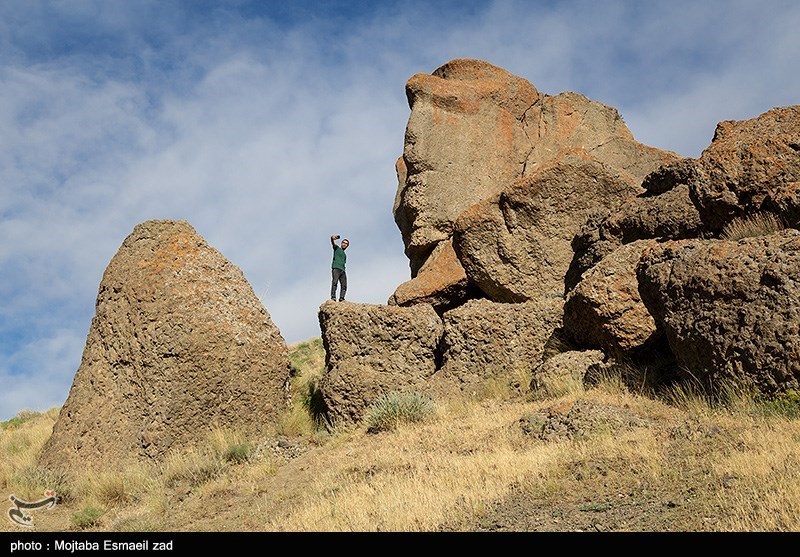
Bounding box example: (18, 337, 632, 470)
(39, 220, 290, 469)
(687, 106, 800, 231)
(567, 184, 703, 290)
(318, 301, 443, 424)
(637, 230, 800, 393)
(453, 150, 640, 301)
(395, 59, 539, 273)
(564, 240, 659, 353)
(521, 91, 678, 184)
(388, 239, 470, 311)
(394, 58, 679, 274)
(436, 298, 564, 392)
(567, 105, 800, 289)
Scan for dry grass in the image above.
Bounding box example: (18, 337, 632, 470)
(266, 398, 569, 531)
(720, 212, 784, 241)
(4, 340, 800, 531)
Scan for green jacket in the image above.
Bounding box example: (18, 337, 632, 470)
(332, 246, 346, 271)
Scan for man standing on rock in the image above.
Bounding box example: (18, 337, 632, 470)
(330, 234, 349, 301)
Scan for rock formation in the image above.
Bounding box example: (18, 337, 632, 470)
(688, 106, 800, 231)
(638, 230, 800, 393)
(563, 240, 659, 353)
(40, 220, 290, 469)
(394, 58, 678, 281)
(317, 301, 443, 424)
(318, 58, 800, 423)
(388, 240, 470, 311)
(394, 58, 540, 275)
(571, 106, 800, 281)
(436, 298, 564, 392)
(567, 184, 703, 289)
(531, 350, 606, 398)
(453, 150, 640, 301)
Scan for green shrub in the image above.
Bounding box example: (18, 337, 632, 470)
(721, 212, 784, 241)
(365, 391, 436, 433)
(755, 390, 800, 419)
(224, 443, 253, 464)
(1, 409, 42, 430)
(71, 507, 104, 530)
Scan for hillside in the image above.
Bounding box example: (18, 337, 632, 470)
(3, 338, 800, 532)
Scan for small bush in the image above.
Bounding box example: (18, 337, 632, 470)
(91, 473, 130, 506)
(365, 391, 436, 433)
(276, 406, 315, 438)
(224, 443, 253, 464)
(207, 428, 255, 463)
(12, 466, 72, 503)
(755, 390, 800, 419)
(71, 507, 104, 530)
(721, 212, 784, 241)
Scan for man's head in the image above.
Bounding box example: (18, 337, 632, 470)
(341, 239, 349, 250)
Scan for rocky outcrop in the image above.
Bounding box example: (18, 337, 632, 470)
(521, 92, 678, 184)
(572, 106, 800, 281)
(394, 58, 679, 275)
(531, 350, 606, 398)
(40, 220, 290, 469)
(436, 298, 563, 391)
(395, 59, 540, 273)
(454, 151, 639, 301)
(567, 184, 703, 290)
(318, 301, 443, 424)
(637, 230, 800, 392)
(564, 240, 659, 353)
(688, 106, 800, 231)
(388, 240, 470, 311)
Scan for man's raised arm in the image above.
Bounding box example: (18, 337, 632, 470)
(331, 234, 340, 248)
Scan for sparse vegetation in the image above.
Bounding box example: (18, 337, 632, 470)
(283, 338, 328, 433)
(1, 410, 43, 430)
(70, 507, 103, 530)
(720, 212, 784, 241)
(365, 391, 436, 433)
(4, 339, 800, 532)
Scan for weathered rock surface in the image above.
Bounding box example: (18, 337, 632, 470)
(530, 350, 606, 398)
(395, 58, 539, 273)
(40, 220, 290, 469)
(564, 240, 659, 353)
(569, 106, 800, 290)
(454, 151, 639, 301)
(394, 58, 679, 274)
(637, 230, 800, 393)
(521, 91, 678, 184)
(687, 106, 800, 231)
(318, 301, 443, 424)
(436, 298, 563, 391)
(388, 240, 470, 311)
(567, 185, 703, 290)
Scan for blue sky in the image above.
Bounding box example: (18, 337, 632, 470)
(1, 0, 799, 419)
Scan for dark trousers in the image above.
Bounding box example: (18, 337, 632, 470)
(331, 268, 347, 301)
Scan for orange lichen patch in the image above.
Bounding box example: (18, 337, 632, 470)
(406, 60, 538, 118)
(546, 401, 574, 416)
(496, 110, 515, 146)
(553, 99, 580, 140)
(141, 233, 203, 276)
